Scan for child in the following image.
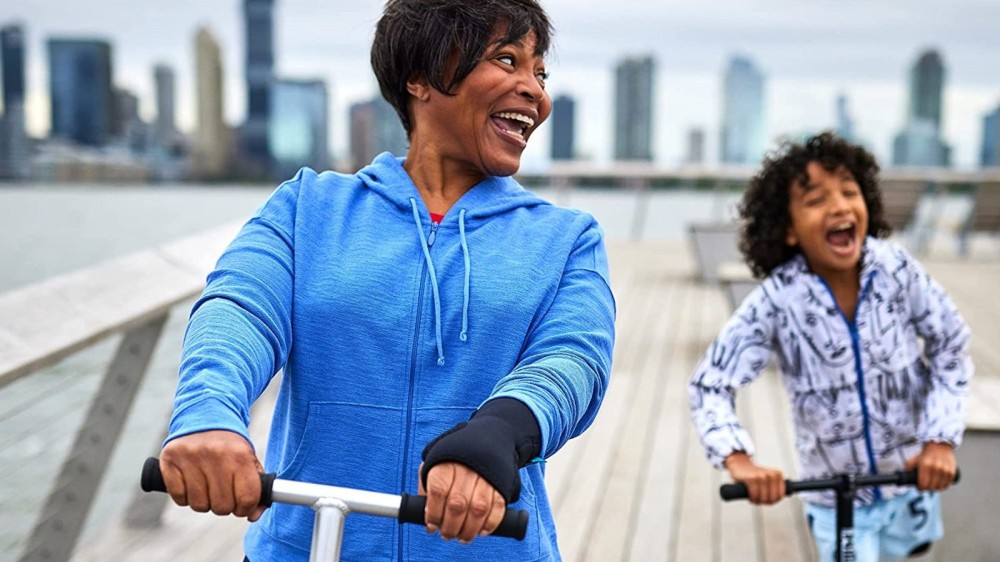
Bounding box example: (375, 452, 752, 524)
(688, 132, 972, 561)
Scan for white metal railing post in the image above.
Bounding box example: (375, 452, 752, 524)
(18, 313, 169, 562)
(628, 177, 650, 241)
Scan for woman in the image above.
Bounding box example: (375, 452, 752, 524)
(159, 1, 615, 560)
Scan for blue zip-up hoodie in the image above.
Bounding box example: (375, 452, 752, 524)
(688, 237, 971, 507)
(166, 153, 616, 561)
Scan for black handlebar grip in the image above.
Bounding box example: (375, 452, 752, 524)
(398, 493, 529, 540)
(897, 469, 919, 486)
(140, 457, 276, 507)
(719, 482, 749, 501)
(141, 456, 166, 493)
(897, 468, 961, 486)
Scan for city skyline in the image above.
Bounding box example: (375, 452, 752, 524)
(2, 0, 1000, 170)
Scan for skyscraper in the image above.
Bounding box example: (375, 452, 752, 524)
(242, 0, 275, 166)
(720, 55, 765, 165)
(112, 87, 147, 151)
(48, 38, 114, 146)
(685, 127, 705, 165)
(982, 104, 1000, 168)
(835, 93, 855, 142)
(892, 49, 950, 167)
(613, 55, 654, 161)
(269, 78, 329, 179)
(908, 50, 944, 132)
(2, 24, 25, 107)
(550, 94, 575, 161)
(893, 120, 950, 168)
(154, 64, 176, 144)
(194, 27, 229, 179)
(1, 23, 29, 179)
(349, 95, 408, 172)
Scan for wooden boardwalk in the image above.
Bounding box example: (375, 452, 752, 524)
(73, 239, 1000, 562)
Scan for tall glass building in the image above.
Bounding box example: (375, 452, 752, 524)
(613, 55, 654, 161)
(685, 127, 705, 165)
(154, 64, 176, 144)
(893, 49, 950, 167)
(1, 24, 29, 179)
(349, 96, 408, 172)
(908, 50, 944, 132)
(550, 94, 575, 161)
(720, 55, 765, 165)
(835, 93, 855, 143)
(268, 78, 329, 179)
(243, 0, 275, 165)
(2, 24, 25, 107)
(194, 27, 229, 179)
(47, 38, 113, 146)
(982, 105, 1000, 168)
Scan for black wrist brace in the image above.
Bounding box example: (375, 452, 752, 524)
(420, 398, 541, 504)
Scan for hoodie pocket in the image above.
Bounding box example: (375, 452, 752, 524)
(266, 401, 406, 558)
(279, 401, 406, 484)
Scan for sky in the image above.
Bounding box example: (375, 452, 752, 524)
(3, 0, 1000, 170)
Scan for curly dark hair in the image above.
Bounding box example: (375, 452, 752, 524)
(371, 0, 553, 137)
(738, 132, 892, 279)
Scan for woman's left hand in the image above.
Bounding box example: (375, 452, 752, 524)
(905, 441, 957, 491)
(419, 461, 506, 543)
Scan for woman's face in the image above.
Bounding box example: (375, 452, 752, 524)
(411, 30, 551, 177)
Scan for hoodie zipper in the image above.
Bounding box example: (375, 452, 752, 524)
(427, 221, 440, 246)
(819, 270, 881, 500)
(399, 221, 438, 560)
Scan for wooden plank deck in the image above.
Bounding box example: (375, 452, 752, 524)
(72, 238, 1000, 562)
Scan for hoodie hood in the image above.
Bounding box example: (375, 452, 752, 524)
(357, 152, 550, 222)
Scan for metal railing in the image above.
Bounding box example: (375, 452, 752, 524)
(0, 221, 241, 562)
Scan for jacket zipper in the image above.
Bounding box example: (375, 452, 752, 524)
(398, 221, 438, 560)
(820, 271, 881, 499)
(427, 221, 439, 246)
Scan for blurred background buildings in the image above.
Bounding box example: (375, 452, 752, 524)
(0, 1, 998, 183)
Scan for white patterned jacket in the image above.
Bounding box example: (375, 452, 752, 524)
(688, 237, 972, 506)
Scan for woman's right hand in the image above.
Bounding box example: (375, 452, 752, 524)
(159, 430, 266, 521)
(725, 452, 785, 505)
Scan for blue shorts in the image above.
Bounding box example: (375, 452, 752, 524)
(805, 489, 943, 562)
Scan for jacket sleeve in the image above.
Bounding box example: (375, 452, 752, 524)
(904, 253, 973, 447)
(688, 283, 778, 469)
(488, 220, 615, 459)
(165, 172, 302, 446)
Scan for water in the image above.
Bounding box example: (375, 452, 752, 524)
(0, 182, 976, 558)
(0, 185, 274, 293)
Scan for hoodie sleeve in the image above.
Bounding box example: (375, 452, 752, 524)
(688, 283, 778, 469)
(902, 252, 972, 447)
(487, 220, 616, 459)
(165, 172, 302, 446)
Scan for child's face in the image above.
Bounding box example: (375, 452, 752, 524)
(785, 161, 869, 279)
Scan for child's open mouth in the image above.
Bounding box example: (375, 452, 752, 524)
(825, 222, 857, 254)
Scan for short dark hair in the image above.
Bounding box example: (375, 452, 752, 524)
(738, 132, 892, 279)
(371, 0, 553, 136)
